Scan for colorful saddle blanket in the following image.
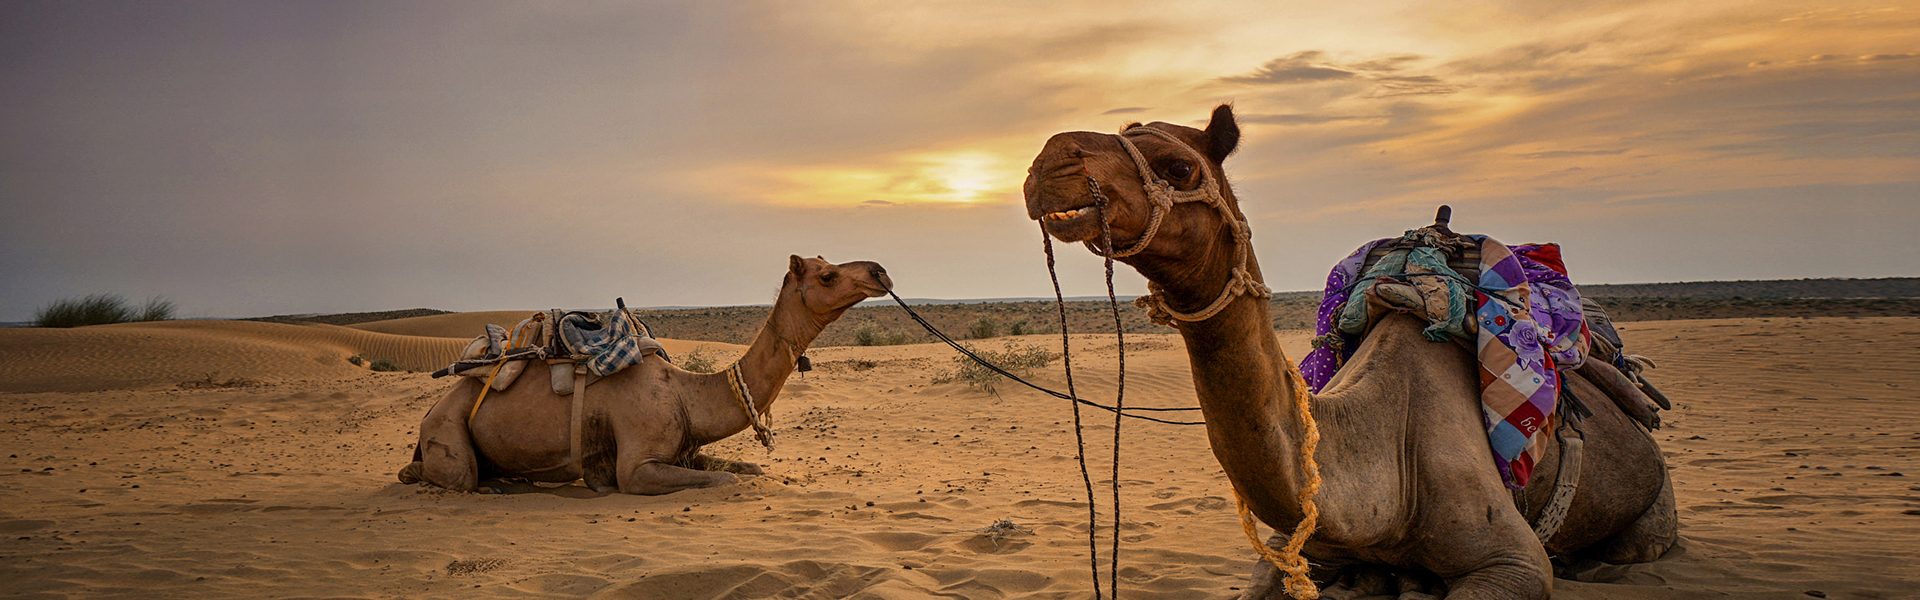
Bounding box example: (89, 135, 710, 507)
(1301, 231, 1591, 488)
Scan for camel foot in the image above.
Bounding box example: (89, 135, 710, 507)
(397, 462, 423, 484)
(619, 461, 741, 495)
(1394, 569, 1442, 599)
(695, 453, 765, 475)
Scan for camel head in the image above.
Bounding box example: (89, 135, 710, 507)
(783, 255, 892, 316)
(1023, 104, 1243, 259)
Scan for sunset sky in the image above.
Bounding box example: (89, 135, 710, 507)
(3, 1, 1916, 320)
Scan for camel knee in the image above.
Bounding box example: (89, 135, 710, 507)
(419, 440, 478, 492)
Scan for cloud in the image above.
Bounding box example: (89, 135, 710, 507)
(1238, 112, 1385, 125)
(1222, 50, 1457, 99)
(1515, 148, 1629, 159)
(1101, 106, 1149, 115)
(1221, 51, 1358, 84)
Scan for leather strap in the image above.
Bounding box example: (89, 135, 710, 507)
(569, 365, 588, 479)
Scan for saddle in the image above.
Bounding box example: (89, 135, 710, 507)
(431, 298, 668, 396)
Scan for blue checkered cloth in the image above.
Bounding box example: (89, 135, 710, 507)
(560, 299, 665, 377)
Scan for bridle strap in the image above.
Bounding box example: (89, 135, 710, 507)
(1087, 126, 1271, 326)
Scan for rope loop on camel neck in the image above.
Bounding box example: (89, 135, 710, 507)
(726, 363, 775, 451)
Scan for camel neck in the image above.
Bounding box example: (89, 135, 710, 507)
(688, 293, 824, 445)
(1149, 253, 1311, 525)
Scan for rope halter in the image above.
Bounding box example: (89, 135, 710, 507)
(1083, 126, 1271, 326)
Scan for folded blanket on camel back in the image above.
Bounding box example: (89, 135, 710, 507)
(432, 298, 669, 395)
(1301, 229, 1592, 489)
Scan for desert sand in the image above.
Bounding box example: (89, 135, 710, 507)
(1, 315, 1916, 598)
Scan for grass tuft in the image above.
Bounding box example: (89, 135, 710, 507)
(933, 343, 1056, 394)
(678, 348, 720, 374)
(854, 325, 913, 346)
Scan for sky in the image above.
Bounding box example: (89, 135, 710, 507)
(2, 1, 1917, 320)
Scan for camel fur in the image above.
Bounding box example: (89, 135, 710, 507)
(1022, 105, 1676, 599)
(398, 255, 891, 495)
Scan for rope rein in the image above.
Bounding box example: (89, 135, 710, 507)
(1095, 188, 1125, 596)
(886, 292, 1205, 425)
(1042, 226, 1108, 599)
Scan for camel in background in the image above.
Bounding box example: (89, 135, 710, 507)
(399, 255, 891, 495)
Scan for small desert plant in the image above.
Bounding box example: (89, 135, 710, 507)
(33, 294, 175, 328)
(34, 294, 131, 328)
(136, 296, 175, 322)
(854, 325, 912, 346)
(967, 318, 999, 340)
(369, 359, 402, 372)
(934, 343, 1056, 394)
(347, 355, 366, 366)
(678, 349, 719, 374)
(1008, 321, 1029, 336)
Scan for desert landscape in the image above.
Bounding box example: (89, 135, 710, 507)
(3, 283, 1916, 599)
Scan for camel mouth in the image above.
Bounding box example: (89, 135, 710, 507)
(1034, 202, 1104, 242)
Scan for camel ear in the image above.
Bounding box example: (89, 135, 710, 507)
(1203, 104, 1240, 163)
(788, 254, 806, 276)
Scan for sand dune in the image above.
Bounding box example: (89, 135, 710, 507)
(0, 317, 738, 395)
(0, 320, 466, 393)
(1, 317, 1915, 598)
(349, 311, 540, 339)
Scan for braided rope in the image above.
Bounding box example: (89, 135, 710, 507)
(726, 363, 775, 451)
(1232, 363, 1324, 599)
(1042, 226, 1106, 599)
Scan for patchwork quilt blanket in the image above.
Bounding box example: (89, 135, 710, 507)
(1301, 232, 1590, 488)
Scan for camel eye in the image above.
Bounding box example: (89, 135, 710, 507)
(819, 272, 839, 286)
(1165, 161, 1194, 180)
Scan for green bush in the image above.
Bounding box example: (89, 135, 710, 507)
(1008, 321, 1029, 336)
(34, 294, 175, 328)
(347, 355, 366, 366)
(967, 318, 999, 340)
(933, 343, 1056, 394)
(369, 359, 402, 372)
(854, 326, 912, 346)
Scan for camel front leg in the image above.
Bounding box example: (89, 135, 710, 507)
(619, 459, 740, 495)
(694, 452, 765, 475)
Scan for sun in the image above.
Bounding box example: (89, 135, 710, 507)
(751, 149, 1026, 207)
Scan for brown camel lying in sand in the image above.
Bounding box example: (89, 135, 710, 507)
(1023, 105, 1674, 599)
(398, 255, 890, 495)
